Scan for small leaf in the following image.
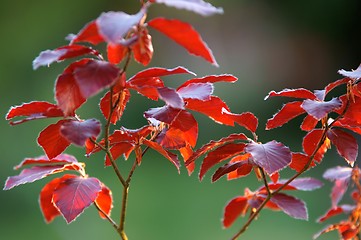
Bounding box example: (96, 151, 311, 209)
(53, 176, 102, 223)
(338, 64, 361, 80)
(60, 119, 101, 146)
(37, 120, 71, 159)
(302, 129, 330, 162)
(325, 77, 350, 95)
(317, 205, 355, 222)
(323, 166, 353, 181)
(148, 18, 218, 66)
(300, 115, 318, 131)
(128, 66, 195, 80)
(177, 74, 237, 89)
(6, 101, 64, 125)
(270, 193, 308, 220)
(212, 161, 252, 182)
(265, 88, 317, 100)
(199, 143, 246, 180)
(96, 9, 146, 44)
(327, 129, 358, 165)
(223, 196, 248, 228)
(14, 154, 78, 170)
(95, 184, 113, 219)
(39, 174, 76, 223)
(289, 152, 315, 173)
(224, 111, 259, 133)
(100, 88, 131, 124)
(132, 28, 153, 66)
(70, 21, 104, 45)
(151, 0, 223, 17)
(144, 106, 182, 124)
(106, 142, 134, 166)
(157, 87, 184, 109)
(301, 98, 342, 120)
(177, 82, 213, 101)
(266, 101, 305, 130)
(278, 177, 324, 191)
(107, 43, 128, 64)
(179, 146, 195, 175)
(245, 141, 292, 175)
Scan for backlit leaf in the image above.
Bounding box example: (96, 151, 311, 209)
(266, 101, 305, 130)
(302, 129, 329, 162)
(151, 0, 223, 17)
(199, 143, 246, 180)
(317, 205, 355, 222)
(177, 83, 213, 101)
(128, 66, 195, 80)
(265, 88, 317, 100)
(60, 119, 101, 146)
(105, 142, 134, 166)
(107, 43, 128, 64)
(95, 184, 113, 219)
(223, 196, 248, 228)
(289, 152, 315, 173)
(53, 176, 102, 223)
(14, 154, 78, 170)
(148, 18, 218, 66)
(100, 88, 131, 124)
(301, 115, 318, 131)
(144, 106, 182, 124)
(338, 64, 361, 80)
(327, 129, 358, 165)
(157, 87, 185, 109)
(212, 160, 252, 182)
(6, 101, 64, 125)
(179, 146, 195, 175)
(223, 111, 259, 133)
(177, 74, 237, 89)
(270, 193, 308, 220)
(245, 141, 292, 175)
(70, 21, 104, 45)
(301, 98, 342, 120)
(37, 120, 71, 159)
(132, 28, 153, 66)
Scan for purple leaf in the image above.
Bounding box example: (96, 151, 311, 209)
(327, 129, 358, 166)
(60, 119, 101, 146)
(157, 87, 184, 109)
(96, 9, 146, 44)
(323, 166, 353, 181)
(245, 141, 291, 175)
(338, 64, 361, 80)
(152, 0, 223, 16)
(279, 177, 324, 191)
(177, 82, 213, 100)
(271, 193, 308, 220)
(301, 98, 342, 120)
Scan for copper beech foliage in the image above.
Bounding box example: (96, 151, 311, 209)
(3, 0, 361, 239)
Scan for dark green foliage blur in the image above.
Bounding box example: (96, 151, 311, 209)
(1, 0, 360, 239)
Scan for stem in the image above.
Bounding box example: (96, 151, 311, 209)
(94, 201, 119, 231)
(119, 185, 130, 240)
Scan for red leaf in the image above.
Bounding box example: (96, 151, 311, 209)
(301, 98, 342, 120)
(212, 160, 252, 182)
(3, 164, 81, 190)
(129, 66, 195, 80)
(144, 106, 182, 124)
(74, 59, 120, 98)
(265, 88, 317, 100)
(143, 139, 180, 172)
(6, 101, 63, 125)
(245, 141, 292, 175)
(53, 176, 102, 223)
(289, 152, 315, 172)
(302, 129, 330, 162)
(199, 143, 246, 180)
(177, 83, 213, 101)
(37, 120, 71, 159)
(327, 129, 358, 165)
(148, 18, 218, 66)
(270, 193, 308, 220)
(131, 28, 153, 66)
(317, 205, 354, 222)
(335, 95, 361, 127)
(185, 96, 234, 125)
(223, 111, 259, 133)
(33, 45, 98, 70)
(107, 43, 128, 64)
(301, 115, 318, 131)
(157, 87, 185, 109)
(14, 154, 78, 170)
(96, 9, 146, 44)
(95, 184, 113, 219)
(185, 133, 248, 165)
(266, 101, 305, 130)
(60, 119, 101, 146)
(70, 21, 104, 45)
(313, 222, 358, 240)
(223, 196, 248, 228)
(100, 88, 131, 124)
(325, 77, 351, 95)
(177, 74, 237, 89)
(151, 0, 223, 16)
(179, 146, 195, 175)
(105, 142, 134, 166)
(338, 64, 361, 80)
(39, 174, 76, 223)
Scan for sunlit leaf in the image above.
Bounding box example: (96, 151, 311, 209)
(212, 160, 252, 182)
(338, 64, 361, 80)
(223, 196, 248, 228)
(157, 87, 185, 109)
(317, 205, 354, 222)
(132, 28, 153, 66)
(327, 129, 358, 165)
(302, 129, 329, 162)
(14, 154, 78, 170)
(301, 98, 342, 120)
(177, 82, 213, 101)
(95, 184, 113, 219)
(266, 101, 304, 130)
(265, 88, 317, 100)
(270, 193, 308, 220)
(70, 21, 104, 45)
(60, 119, 101, 146)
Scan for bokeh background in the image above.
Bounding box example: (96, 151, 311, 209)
(1, 0, 360, 239)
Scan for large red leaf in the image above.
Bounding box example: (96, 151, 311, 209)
(185, 96, 234, 125)
(95, 184, 113, 219)
(270, 193, 308, 220)
(53, 176, 102, 223)
(223, 196, 248, 228)
(14, 154, 78, 170)
(37, 120, 71, 159)
(266, 101, 305, 130)
(70, 21, 104, 45)
(300, 115, 318, 131)
(177, 74, 237, 89)
(325, 77, 350, 95)
(245, 141, 292, 175)
(199, 143, 246, 180)
(185, 133, 248, 165)
(157, 87, 185, 109)
(132, 28, 153, 66)
(6, 101, 64, 125)
(148, 18, 218, 66)
(3, 164, 81, 190)
(100, 88, 131, 124)
(96, 9, 145, 44)
(143, 139, 180, 172)
(265, 88, 317, 100)
(60, 119, 101, 146)
(338, 64, 361, 80)
(327, 129, 358, 165)
(73, 59, 120, 98)
(33, 45, 98, 70)
(302, 129, 330, 162)
(301, 98, 342, 120)
(225, 111, 258, 133)
(151, 0, 223, 16)
(39, 174, 76, 223)
(177, 83, 213, 101)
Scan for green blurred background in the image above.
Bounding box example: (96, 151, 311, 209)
(1, 0, 360, 239)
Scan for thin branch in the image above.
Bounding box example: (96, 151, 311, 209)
(260, 168, 271, 196)
(94, 201, 119, 232)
